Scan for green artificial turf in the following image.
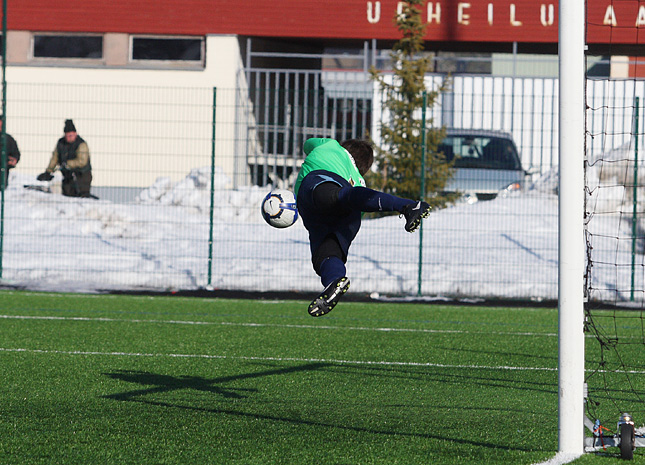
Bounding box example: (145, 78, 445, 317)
(0, 290, 642, 464)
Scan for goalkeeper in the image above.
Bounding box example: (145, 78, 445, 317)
(295, 138, 431, 317)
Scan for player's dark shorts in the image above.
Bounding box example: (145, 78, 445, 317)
(296, 170, 361, 271)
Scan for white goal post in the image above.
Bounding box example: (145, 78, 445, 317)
(558, 0, 586, 455)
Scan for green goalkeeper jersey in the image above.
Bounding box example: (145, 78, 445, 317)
(294, 138, 366, 197)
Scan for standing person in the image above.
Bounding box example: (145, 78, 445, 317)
(0, 115, 21, 188)
(294, 138, 431, 317)
(37, 119, 93, 197)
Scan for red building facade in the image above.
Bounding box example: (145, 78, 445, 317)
(8, 0, 645, 45)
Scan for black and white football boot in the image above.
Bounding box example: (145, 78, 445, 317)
(308, 277, 350, 317)
(401, 201, 431, 232)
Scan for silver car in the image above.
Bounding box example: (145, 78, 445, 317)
(440, 129, 526, 202)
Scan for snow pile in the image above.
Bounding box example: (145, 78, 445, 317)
(137, 166, 267, 222)
(0, 164, 634, 302)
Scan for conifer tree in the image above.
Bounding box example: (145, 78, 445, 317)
(369, 0, 456, 207)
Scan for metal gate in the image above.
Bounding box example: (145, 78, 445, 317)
(243, 70, 373, 187)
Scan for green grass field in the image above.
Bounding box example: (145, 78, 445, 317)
(0, 290, 642, 464)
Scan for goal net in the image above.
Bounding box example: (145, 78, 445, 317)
(584, 1, 645, 444)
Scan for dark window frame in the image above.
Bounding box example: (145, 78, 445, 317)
(32, 34, 103, 60)
(130, 35, 205, 65)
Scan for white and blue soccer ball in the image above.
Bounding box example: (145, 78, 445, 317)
(261, 189, 298, 228)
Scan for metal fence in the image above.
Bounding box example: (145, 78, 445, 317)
(0, 76, 641, 303)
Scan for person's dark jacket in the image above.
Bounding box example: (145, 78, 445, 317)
(46, 136, 91, 174)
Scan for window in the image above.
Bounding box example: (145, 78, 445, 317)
(131, 37, 203, 62)
(441, 135, 521, 171)
(33, 35, 103, 59)
(435, 52, 492, 74)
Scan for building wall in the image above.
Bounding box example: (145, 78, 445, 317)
(6, 35, 246, 189)
(7, 0, 645, 45)
(3, 1, 645, 191)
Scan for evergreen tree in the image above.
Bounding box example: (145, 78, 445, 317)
(369, 0, 456, 207)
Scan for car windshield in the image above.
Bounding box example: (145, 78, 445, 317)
(439, 135, 521, 170)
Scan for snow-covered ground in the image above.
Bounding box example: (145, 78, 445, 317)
(0, 166, 638, 304)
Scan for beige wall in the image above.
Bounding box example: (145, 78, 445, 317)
(5, 35, 247, 189)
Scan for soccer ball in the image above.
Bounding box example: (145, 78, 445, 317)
(261, 189, 298, 228)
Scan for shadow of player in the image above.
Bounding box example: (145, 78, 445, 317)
(102, 362, 330, 401)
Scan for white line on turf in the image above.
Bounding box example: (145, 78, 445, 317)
(4, 346, 645, 374)
(4, 345, 645, 374)
(0, 314, 557, 337)
(0, 347, 558, 370)
(530, 452, 583, 465)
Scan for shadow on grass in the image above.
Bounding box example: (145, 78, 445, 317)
(103, 362, 330, 400)
(102, 362, 545, 453)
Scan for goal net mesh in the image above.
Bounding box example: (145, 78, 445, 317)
(584, 1, 645, 433)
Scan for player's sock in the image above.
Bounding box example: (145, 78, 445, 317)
(337, 186, 415, 213)
(319, 256, 346, 287)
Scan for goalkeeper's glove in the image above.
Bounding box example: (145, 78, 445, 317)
(37, 172, 54, 182)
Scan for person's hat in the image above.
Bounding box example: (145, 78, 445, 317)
(64, 119, 76, 133)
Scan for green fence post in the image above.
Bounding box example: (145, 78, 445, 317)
(417, 91, 427, 296)
(207, 87, 217, 288)
(631, 97, 639, 301)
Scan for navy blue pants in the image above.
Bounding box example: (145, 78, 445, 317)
(297, 171, 360, 275)
(297, 169, 414, 286)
